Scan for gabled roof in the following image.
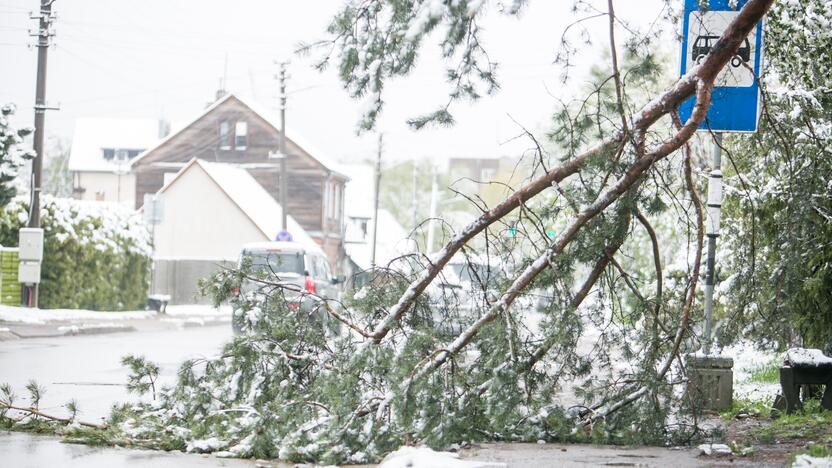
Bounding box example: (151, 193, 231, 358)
(129, 93, 346, 179)
(68, 118, 162, 172)
(158, 158, 321, 253)
(344, 209, 412, 270)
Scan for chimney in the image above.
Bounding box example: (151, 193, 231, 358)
(215, 77, 226, 101)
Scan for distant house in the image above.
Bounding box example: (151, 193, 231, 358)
(447, 155, 530, 207)
(339, 163, 412, 282)
(68, 117, 168, 206)
(151, 158, 317, 304)
(130, 93, 349, 271)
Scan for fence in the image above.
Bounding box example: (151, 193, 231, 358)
(0, 247, 20, 306)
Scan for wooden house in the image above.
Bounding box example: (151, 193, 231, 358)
(129, 93, 348, 270)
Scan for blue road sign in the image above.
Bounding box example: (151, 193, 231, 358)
(678, 0, 764, 133)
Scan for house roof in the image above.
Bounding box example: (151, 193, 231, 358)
(339, 163, 376, 220)
(129, 93, 347, 179)
(158, 158, 321, 253)
(68, 118, 162, 172)
(344, 208, 412, 271)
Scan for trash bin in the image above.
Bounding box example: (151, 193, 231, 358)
(147, 294, 171, 314)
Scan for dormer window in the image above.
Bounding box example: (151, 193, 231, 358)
(102, 148, 142, 162)
(115, 149, 129, 163)
(235, 121, 247, 150)
(219, 121, 231, 150)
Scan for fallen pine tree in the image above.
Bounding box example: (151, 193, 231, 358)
(0, 0, 780, 464)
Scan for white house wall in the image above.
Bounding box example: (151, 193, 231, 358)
(154, 164, 268, 261)
(76, 171, 136, 207)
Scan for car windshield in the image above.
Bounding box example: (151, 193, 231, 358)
(245, 251, 305, 275)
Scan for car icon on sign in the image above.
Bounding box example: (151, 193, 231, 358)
(692, 35, 750, 68)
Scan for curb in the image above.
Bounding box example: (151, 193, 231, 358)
(0, 330, 20, 341)
(59, 325, 138, 336)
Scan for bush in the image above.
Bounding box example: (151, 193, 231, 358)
(0, 196, 150, 310)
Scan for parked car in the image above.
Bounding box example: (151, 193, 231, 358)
(232, 241, 343, 334)
(427, 254, 506, 336)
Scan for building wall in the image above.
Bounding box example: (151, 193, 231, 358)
(154, 163, 269, 261)
(152, 259, 235, 304)
(73, 171, 136, 207)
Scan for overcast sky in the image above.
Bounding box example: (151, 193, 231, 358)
(0, 0, 673, 164)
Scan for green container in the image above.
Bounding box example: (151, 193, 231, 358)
(0, 247, 20, 306)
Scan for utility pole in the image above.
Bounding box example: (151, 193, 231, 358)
(702, 133, 723, 355)
(276, 61, 289, 232)
(371, 133, 383, 268)
(24, 0, 56, 308)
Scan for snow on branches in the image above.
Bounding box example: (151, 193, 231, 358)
(0, 103, 34, 207)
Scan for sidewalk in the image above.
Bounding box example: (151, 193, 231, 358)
(0, 304, 231, 341)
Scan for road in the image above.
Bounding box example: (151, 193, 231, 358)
(0, 324, 232, 423)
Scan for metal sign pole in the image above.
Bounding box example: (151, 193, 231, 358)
(702, 133, 723, 355)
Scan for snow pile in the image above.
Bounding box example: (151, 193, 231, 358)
(793, 454, 832, 468)
(379, 446, 503, 468)
(0, 305, 154, 324)
(785, 348, 832, 367)
(697, 443, 732, 456)
(57, 323, 132, 333)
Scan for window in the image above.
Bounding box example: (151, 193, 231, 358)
(235, 121, 247, 150)
(219, 121, 231, 150)
(480, 168, 496, 181)
(103, 148, 142, 162)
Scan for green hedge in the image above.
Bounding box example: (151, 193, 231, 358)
(0, 196, 150, 310)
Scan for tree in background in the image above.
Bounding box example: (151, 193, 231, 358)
(43, 136, 72, 197)
(720, 0, 832, 350)
(0, 104, 34, 208)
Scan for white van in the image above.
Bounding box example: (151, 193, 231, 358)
(232, 241, 342, 333)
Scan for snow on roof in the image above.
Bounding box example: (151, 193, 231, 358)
(339, 163, 376, 219)
(159, 158, 321, 253)
(130, 93, 347, 179)
(345, 208, 413, 271)
(232, 93, 348, 179)
(68, 117, 162, 172)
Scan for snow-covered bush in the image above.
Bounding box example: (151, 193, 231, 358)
(0, 196, 150, 310)
(0, 103, 34, 208)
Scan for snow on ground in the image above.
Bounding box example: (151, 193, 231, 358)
(57, 323, 132, 333)
(720, 341, 781, 402)
(793, 454, 832, 468)
(164, 304, 230, 317)
(379, 446, 505, 468)
(0, 304, 230, 324)
(0, 305, 155, 324)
